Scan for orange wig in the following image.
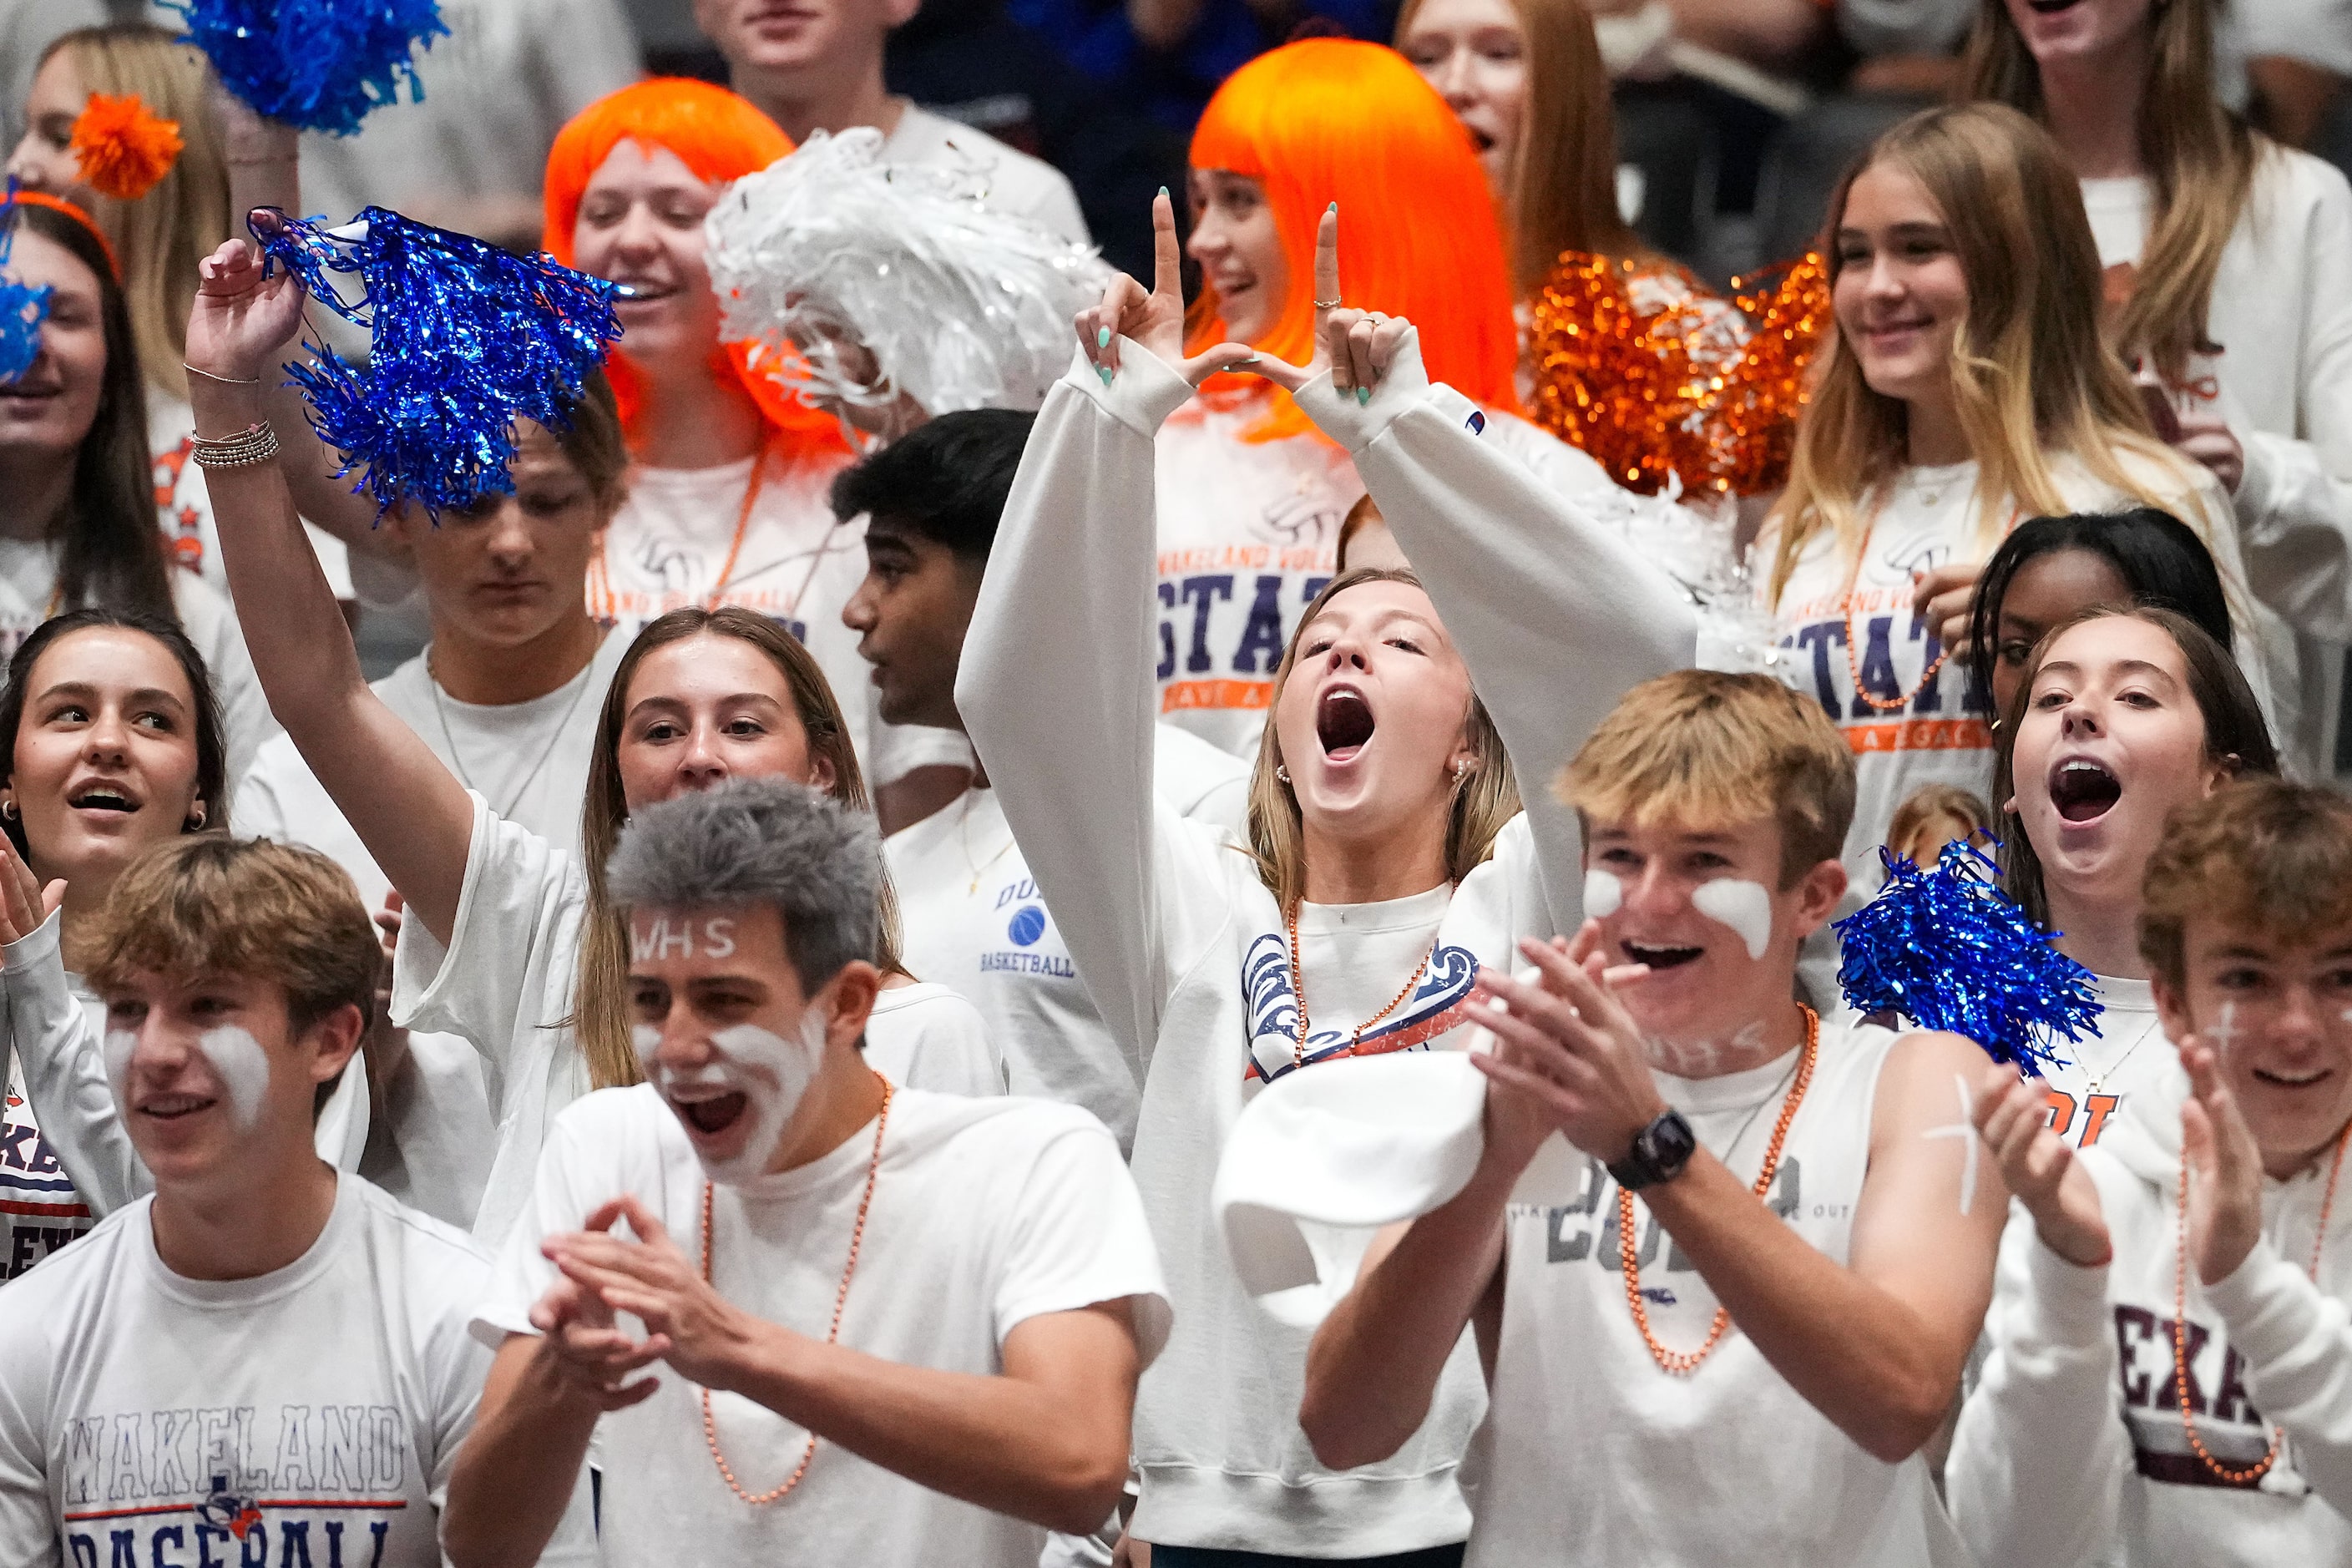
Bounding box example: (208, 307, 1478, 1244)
(542, 78, 837, 450)
(1186, 39, 1522, 441)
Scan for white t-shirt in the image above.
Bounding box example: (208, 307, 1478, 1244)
(885, 735, 1249, 1149)
(1765, 448, 2254, 892)
(0, 1049, 90, 1284)
(586, 448, 971, 787)
(1468, 1020, 1965, 1565)
(0, 1172, 595, 1567)
(0, 539, 278, 795)
(478, 1082, 1167, 1567)
(392, 795, 1013, 1246)
(2034, 972, 2177, 1155)
(882, 102, 1088, 245)
(149, 387, 353, 603)
(1150, 391, 1622, 757)
(864, 981, 1008, 1097)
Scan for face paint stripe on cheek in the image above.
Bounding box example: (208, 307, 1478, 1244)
(195, 1025, 271, 1132)
(103, 1029, 135, 1102)
(1692, 879, 1775, 962)
(1584, 868, 1623, 919)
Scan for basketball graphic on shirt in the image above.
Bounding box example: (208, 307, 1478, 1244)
(1007, 906, 1048, 948)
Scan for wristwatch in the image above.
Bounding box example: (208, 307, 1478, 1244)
(1609, 1109, 1697, 1191)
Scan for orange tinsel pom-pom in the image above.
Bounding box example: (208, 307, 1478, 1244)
(1527, 250, 1832, 498)
(69, 93, 185, 203)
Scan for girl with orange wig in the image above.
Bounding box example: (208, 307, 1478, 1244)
(1155, 37, 1627, 760)
(536, 78, 969, 807)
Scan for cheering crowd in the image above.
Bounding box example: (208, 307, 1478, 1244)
(3, 0, 2352, 1564)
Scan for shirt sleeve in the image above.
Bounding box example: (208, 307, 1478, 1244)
(392, 792, 587, 1096)
(991, 1113, 1171, 1367)
(2204, 1232, 2352, 1514)
(866, 992, 1009, 1098)
(1945, 1199, 2132, 1568)
(0, 1290, 59, 1568)
(3, 911, 146, 1215)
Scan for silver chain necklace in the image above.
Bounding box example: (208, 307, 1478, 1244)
(427, 645, 600, 822)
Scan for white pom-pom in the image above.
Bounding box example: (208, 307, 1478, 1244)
(705, 127, 1111, 420)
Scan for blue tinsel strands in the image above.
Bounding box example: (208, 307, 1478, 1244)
(251, 206, 623, 517)
(167, 0, 447, 137)
(1833, 838, 2102, 1075)
(0, 186, 52, 385)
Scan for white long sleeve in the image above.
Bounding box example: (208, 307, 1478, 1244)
(0, 913, 142, 1216)
(2206, 1235, 2352, 1512)
(1287, 339, 1699, 933)
(1946, 1211, 2133, 1568)
(959, 345, 1222, 1072)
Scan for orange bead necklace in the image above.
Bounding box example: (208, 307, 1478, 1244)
(1621, 1005, 1818, 1375)
(699, 1077, 893, 1505)
(2171, 1120, 2349, 1485)
(1284, 898, 1437, 1073)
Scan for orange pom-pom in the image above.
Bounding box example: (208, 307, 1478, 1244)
(1527, 250, 1832, 498)
(69, 93, 184, 203)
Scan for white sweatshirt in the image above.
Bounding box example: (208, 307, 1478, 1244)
(1765, 448, 2268, 891)
(2083, 147, 2352, 777)
(959, 337, 1693, 1553)
(1947, 1063, 2352, 1567)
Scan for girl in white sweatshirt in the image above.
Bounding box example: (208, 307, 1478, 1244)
(1766, 103, 2261, 896)
(959, 196, 1694, 1561)
(1968, 0, 2352, 777)
(1950, 776, 2352, 1567)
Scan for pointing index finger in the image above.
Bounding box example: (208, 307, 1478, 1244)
(1314, 204, 1340, 324)
(1152, 189, 1182, 311)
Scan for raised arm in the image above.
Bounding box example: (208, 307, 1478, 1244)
(955, 194, 1252, 1060)
(211, 88, 408, 559)
(183, 240, 474, 942)
(1247, 221, 1699, 933)
(0, 855, 140, 1214)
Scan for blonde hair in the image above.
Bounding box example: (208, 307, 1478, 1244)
(86, 836, 378, 1036)
(1557, 670, 1854, 887)
(46, 26, 231, 404)
(1886, 782, 1990, 862)
(571, 608, 906, 1089)
(1965, 0, 2258, 383)
(1768, 104, 2180, 609)
(1246, 569, 1520, 910)
(1393, 0, 1641, 294)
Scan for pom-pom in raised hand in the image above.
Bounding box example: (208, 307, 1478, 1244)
(1834, 837, 2101, 1075)
(250, 206, 623, 516)
(165, 0, 447, 137)
(69, 94, 185, 201)
(0, 185, 53, 386)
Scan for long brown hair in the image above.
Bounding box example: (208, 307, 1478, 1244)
(570, 607, 905, 1088)
(1247, 569, 1520, 910)
(1991, 604, 2277, 929)
(1768, 104, 2190, 609)
(1394, 0, 1642, 294)
(44, 25, 232, 406)
(1963, 0, 2258, 382)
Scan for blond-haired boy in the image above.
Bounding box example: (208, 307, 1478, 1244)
(1292, 670, 2007, 1565)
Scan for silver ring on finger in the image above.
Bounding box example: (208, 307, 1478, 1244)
(1313, 296, 1343, 309)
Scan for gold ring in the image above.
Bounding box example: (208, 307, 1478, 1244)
(1313, 296, 1343, 309)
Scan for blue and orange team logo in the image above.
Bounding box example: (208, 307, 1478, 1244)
(194, 1475, 263, 1540)
(1006, 905, 1047, 948)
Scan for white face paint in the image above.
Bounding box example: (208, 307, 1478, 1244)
(1691, 878, 1774, 962)
(196, 1026, 272, 1132)
(101, 1024, 272, 1130)
(650, 1011, 830, 1185)
(1583, 868, 1623, 919)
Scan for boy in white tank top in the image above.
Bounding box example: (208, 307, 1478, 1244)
(1288, 670, 2008, 1565)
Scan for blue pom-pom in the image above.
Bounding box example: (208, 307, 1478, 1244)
(166, 0, 448, 137)
(1834, 837, 2102, 1075)
(0, 185, 52, 385)
(253, 207, 623, 517)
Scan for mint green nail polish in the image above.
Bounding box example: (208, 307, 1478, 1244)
(1099, 367, 1114, 387)
(1158, 185, 1169, 198)
(1356, 386, 1370, 406)
(1328, 201, 1338, 213)
(1096, 326, 1110, 348)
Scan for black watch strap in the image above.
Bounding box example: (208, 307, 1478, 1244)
(1609, 1109, 1697, 1191)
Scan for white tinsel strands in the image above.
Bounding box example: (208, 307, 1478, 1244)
(706, 127, 1110, 419)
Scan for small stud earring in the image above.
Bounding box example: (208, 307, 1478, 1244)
(1454, 758, 1472, 782)
(1275, 765, 1292, 785)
